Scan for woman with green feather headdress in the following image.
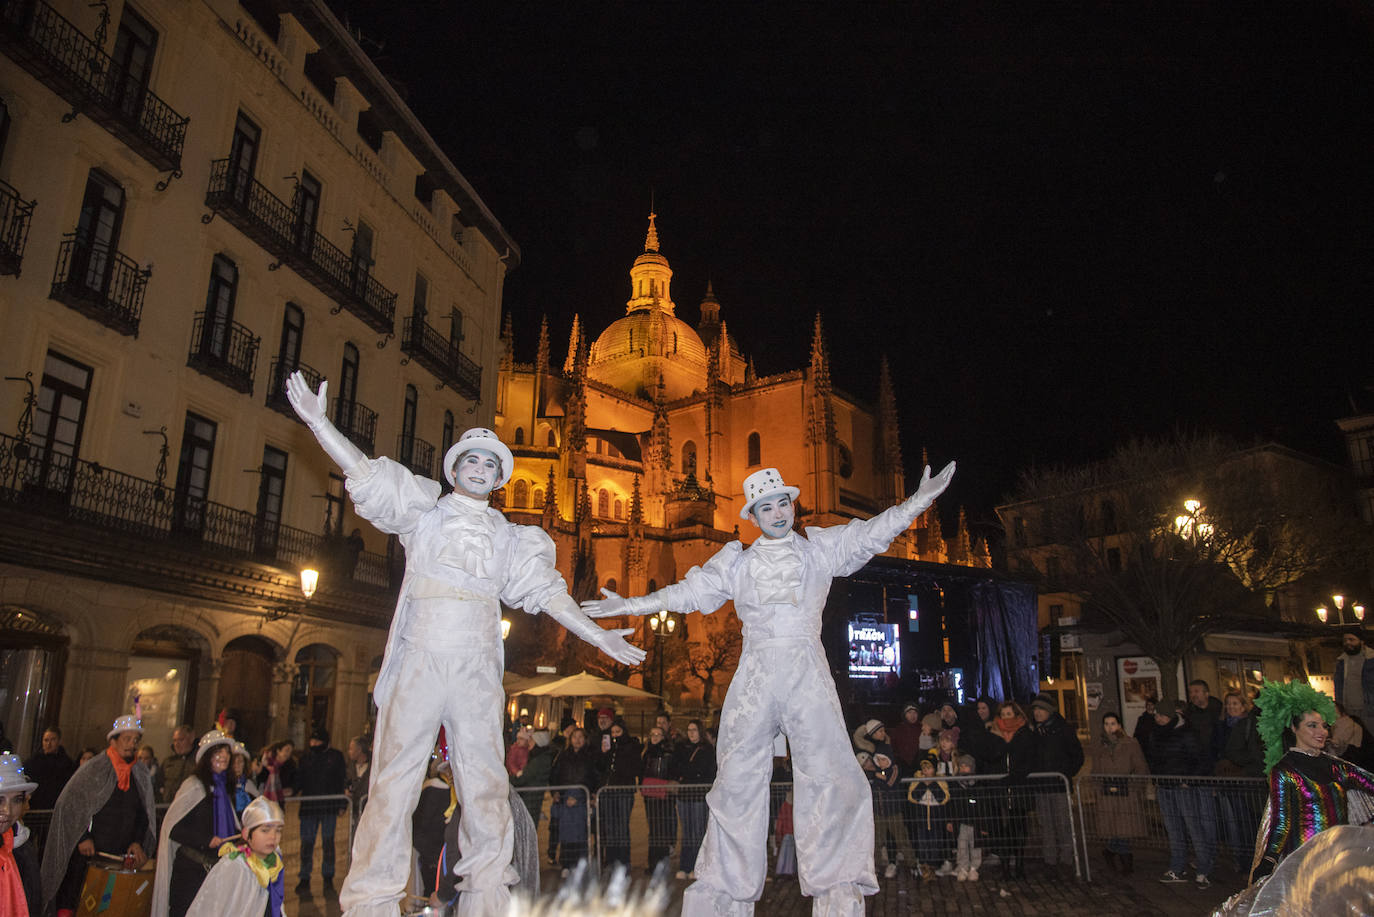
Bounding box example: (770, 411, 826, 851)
(1248, 679, 1374, 879)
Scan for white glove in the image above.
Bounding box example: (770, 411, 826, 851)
(547, 596, 647, 666)
(582, 588, 662, 619)
(903, 461, 956, 515)
(285, 371, 367, 473)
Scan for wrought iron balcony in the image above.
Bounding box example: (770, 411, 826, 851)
(401, 314, 482, 400)
(0, 0, 188, 177)
(331, 397, 377, 455)
(397, 433, 434, 479)
(0, 430, 392, 590)
(49, 231, 148, 336)
(265, 358, 323, 420)
(0, 179, 35, 276)
(204, 158, 397, 335)
(187, 312, 259, 395)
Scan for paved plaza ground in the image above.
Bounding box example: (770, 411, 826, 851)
(290, 847, 1246, 916)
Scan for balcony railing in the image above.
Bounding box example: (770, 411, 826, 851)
(49, 232, 148, 336)
(0, 178, 35, 276)
(401, 314, 482, 400)
(397, 433, 434, 479)
(0, 0, 188, 175)
(0, 430, 392, 590)
(331, 397, 377, 455)
(265, 358, 323, 420)
(187, 312, 259, 394)
(204, 158, 397, 334)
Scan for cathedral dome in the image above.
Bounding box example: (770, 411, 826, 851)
(589, 309, 708, 400)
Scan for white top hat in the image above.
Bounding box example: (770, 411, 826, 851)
(107, 715, 143, 740)
(241, 796, 284, 831)
(739, 467, 801, 520)
(0, 753, 38, 795)
(443, 427, 514, 489)
(195, 730, 235, 762)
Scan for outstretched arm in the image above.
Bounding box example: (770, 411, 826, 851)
(544, 595, 646, 666)
(285, 372, 367, 474)
(817, 461, 956, 577)
(581, 543, 742, 619)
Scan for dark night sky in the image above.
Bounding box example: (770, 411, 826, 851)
(334, 1, 1374, 529)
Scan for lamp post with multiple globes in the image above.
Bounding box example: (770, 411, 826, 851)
(1316, 594, 1366, 628)
(647, 609, 678, 699)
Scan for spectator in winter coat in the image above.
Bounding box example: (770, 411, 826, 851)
(549, 728, 600, 876)
(668, 720, 716, 879)
(1133, 698, 1159, 762)
(597, 720, 642, 867)
(510, 730, 554, 829)
(1093, 713, 1149, 875)
(1028, 693, 1084, 871)
(888, 703, 925, 773)
(906, 758, 950, 879)
(1185, 680, 1224, 770)
(639, 727, 676, 875)
(1147, 711, 1217, 886)
(946, 754, 988, 882)
(160, 726, 197, 805)
(292, 728, 347, 895)
(1211, 693, 1264, 869)
(23, 727, 76, 810)
(990, 702, 1035, 879)
(867, 749, 914, 879)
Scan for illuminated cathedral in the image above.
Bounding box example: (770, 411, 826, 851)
(493, 214, 989, 701)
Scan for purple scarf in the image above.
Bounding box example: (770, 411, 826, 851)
(211, 772, 237, 840)
(267, 860, 284, 915)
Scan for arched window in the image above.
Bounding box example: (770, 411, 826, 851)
(547, 429, 557, 447)
(514, 426, 525, 445)
(533, 487, 544, 507)
(598, 488, 609, 517)
(681, 440, 697, 474)
(747, 432, 761, 467)
(614, 498, 623, 519)
(648, 579, 657, 592)
(512, 479, 529, 508)
(604, 578, 617, 594)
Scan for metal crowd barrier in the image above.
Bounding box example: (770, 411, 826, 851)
(592, 782, 725, 876)
(21, 793, 354, 888)
(1073, 773, 1267, 883)
(512, 784, 595, 871)
(892, 772, 1082, 881)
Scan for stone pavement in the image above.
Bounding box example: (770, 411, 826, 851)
(290, 847, 1247, 916)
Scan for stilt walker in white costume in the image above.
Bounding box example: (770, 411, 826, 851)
(585, 462, 955, 916)
(285, 373, 645, 917)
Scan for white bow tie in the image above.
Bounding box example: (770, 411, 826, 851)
(750, 539, 803, 604)
(438, 499, 499, 578)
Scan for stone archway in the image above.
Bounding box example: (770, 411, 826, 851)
(291, 643, 341, 742)
(128, 625, 209, 758)
(219, 635, 278, 753)
(0, 606, 68, 757)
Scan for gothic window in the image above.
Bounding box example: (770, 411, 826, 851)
(512, 479, 529, 508)
(681, 440, 697, 475)
(515, 427, 525, 445)
(747, 432, 761, 467)
(598, 488, 609, 517)
(547, 429, 557, 447)
(837, 442, 854, 479)
(604, 578, 617, 593)
(614, 498, 623, 519)
(533, 487, 544, 507)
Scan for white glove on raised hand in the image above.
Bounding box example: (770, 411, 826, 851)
(903, 461, 956, 515)
(582, 588, 661, 619)
(284, 371, 366, 473)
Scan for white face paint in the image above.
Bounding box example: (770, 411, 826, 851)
(453, 449, 501, 499)
(750, 494, 795, 540)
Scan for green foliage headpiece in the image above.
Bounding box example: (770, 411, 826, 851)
(1255, 679, 1338, 773)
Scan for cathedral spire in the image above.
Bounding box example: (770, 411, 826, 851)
(806, 313, 836, 447)
(563, 314, 582, 375)
(876, 355, 905, 496)
(499, 311, 514, 370)
(535, 314, 550, 375)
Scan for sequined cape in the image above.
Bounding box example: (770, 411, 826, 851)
(1256, 750, 1374, 874)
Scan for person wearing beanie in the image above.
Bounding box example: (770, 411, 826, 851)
(292, 726, 347, 896)
(851, 719, 886, 755)
(185, 796, 287, 917)
(867, 749, 915, 879)
(0, 753, 41, 916)
(585, 461, 955, 916)
(946, 754, 986, 881)
(41, 715, 156, 917)
(1028, 693, 1084, 874)
(888, 704, 925, 773)
(285, 375, 644, 917)
(906, 758, 950, 880)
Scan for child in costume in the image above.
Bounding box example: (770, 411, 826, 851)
(185, 796, 287, 917)
(286, 372, 642, 917)
(0, 753, 41, 916)
(585, 462, 954, 915)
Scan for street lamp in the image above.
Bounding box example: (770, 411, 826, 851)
(1316, 594, 1365, 626)
(501, 618, 512, 640)
(299, 566, 319, 599)
(647, 610, 678, 698)
(1174, 499, 1214, 541)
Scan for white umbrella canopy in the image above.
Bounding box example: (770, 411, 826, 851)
(502, 671, 560, 695)
(519, 670, 659, 699)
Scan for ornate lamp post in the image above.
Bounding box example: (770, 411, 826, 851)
(1316, 594, 1365, 627)
(647, 609, 678, 698)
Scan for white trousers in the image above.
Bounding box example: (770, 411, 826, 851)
(340, 603, 516, 917)
(682, 637, 876, 917)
